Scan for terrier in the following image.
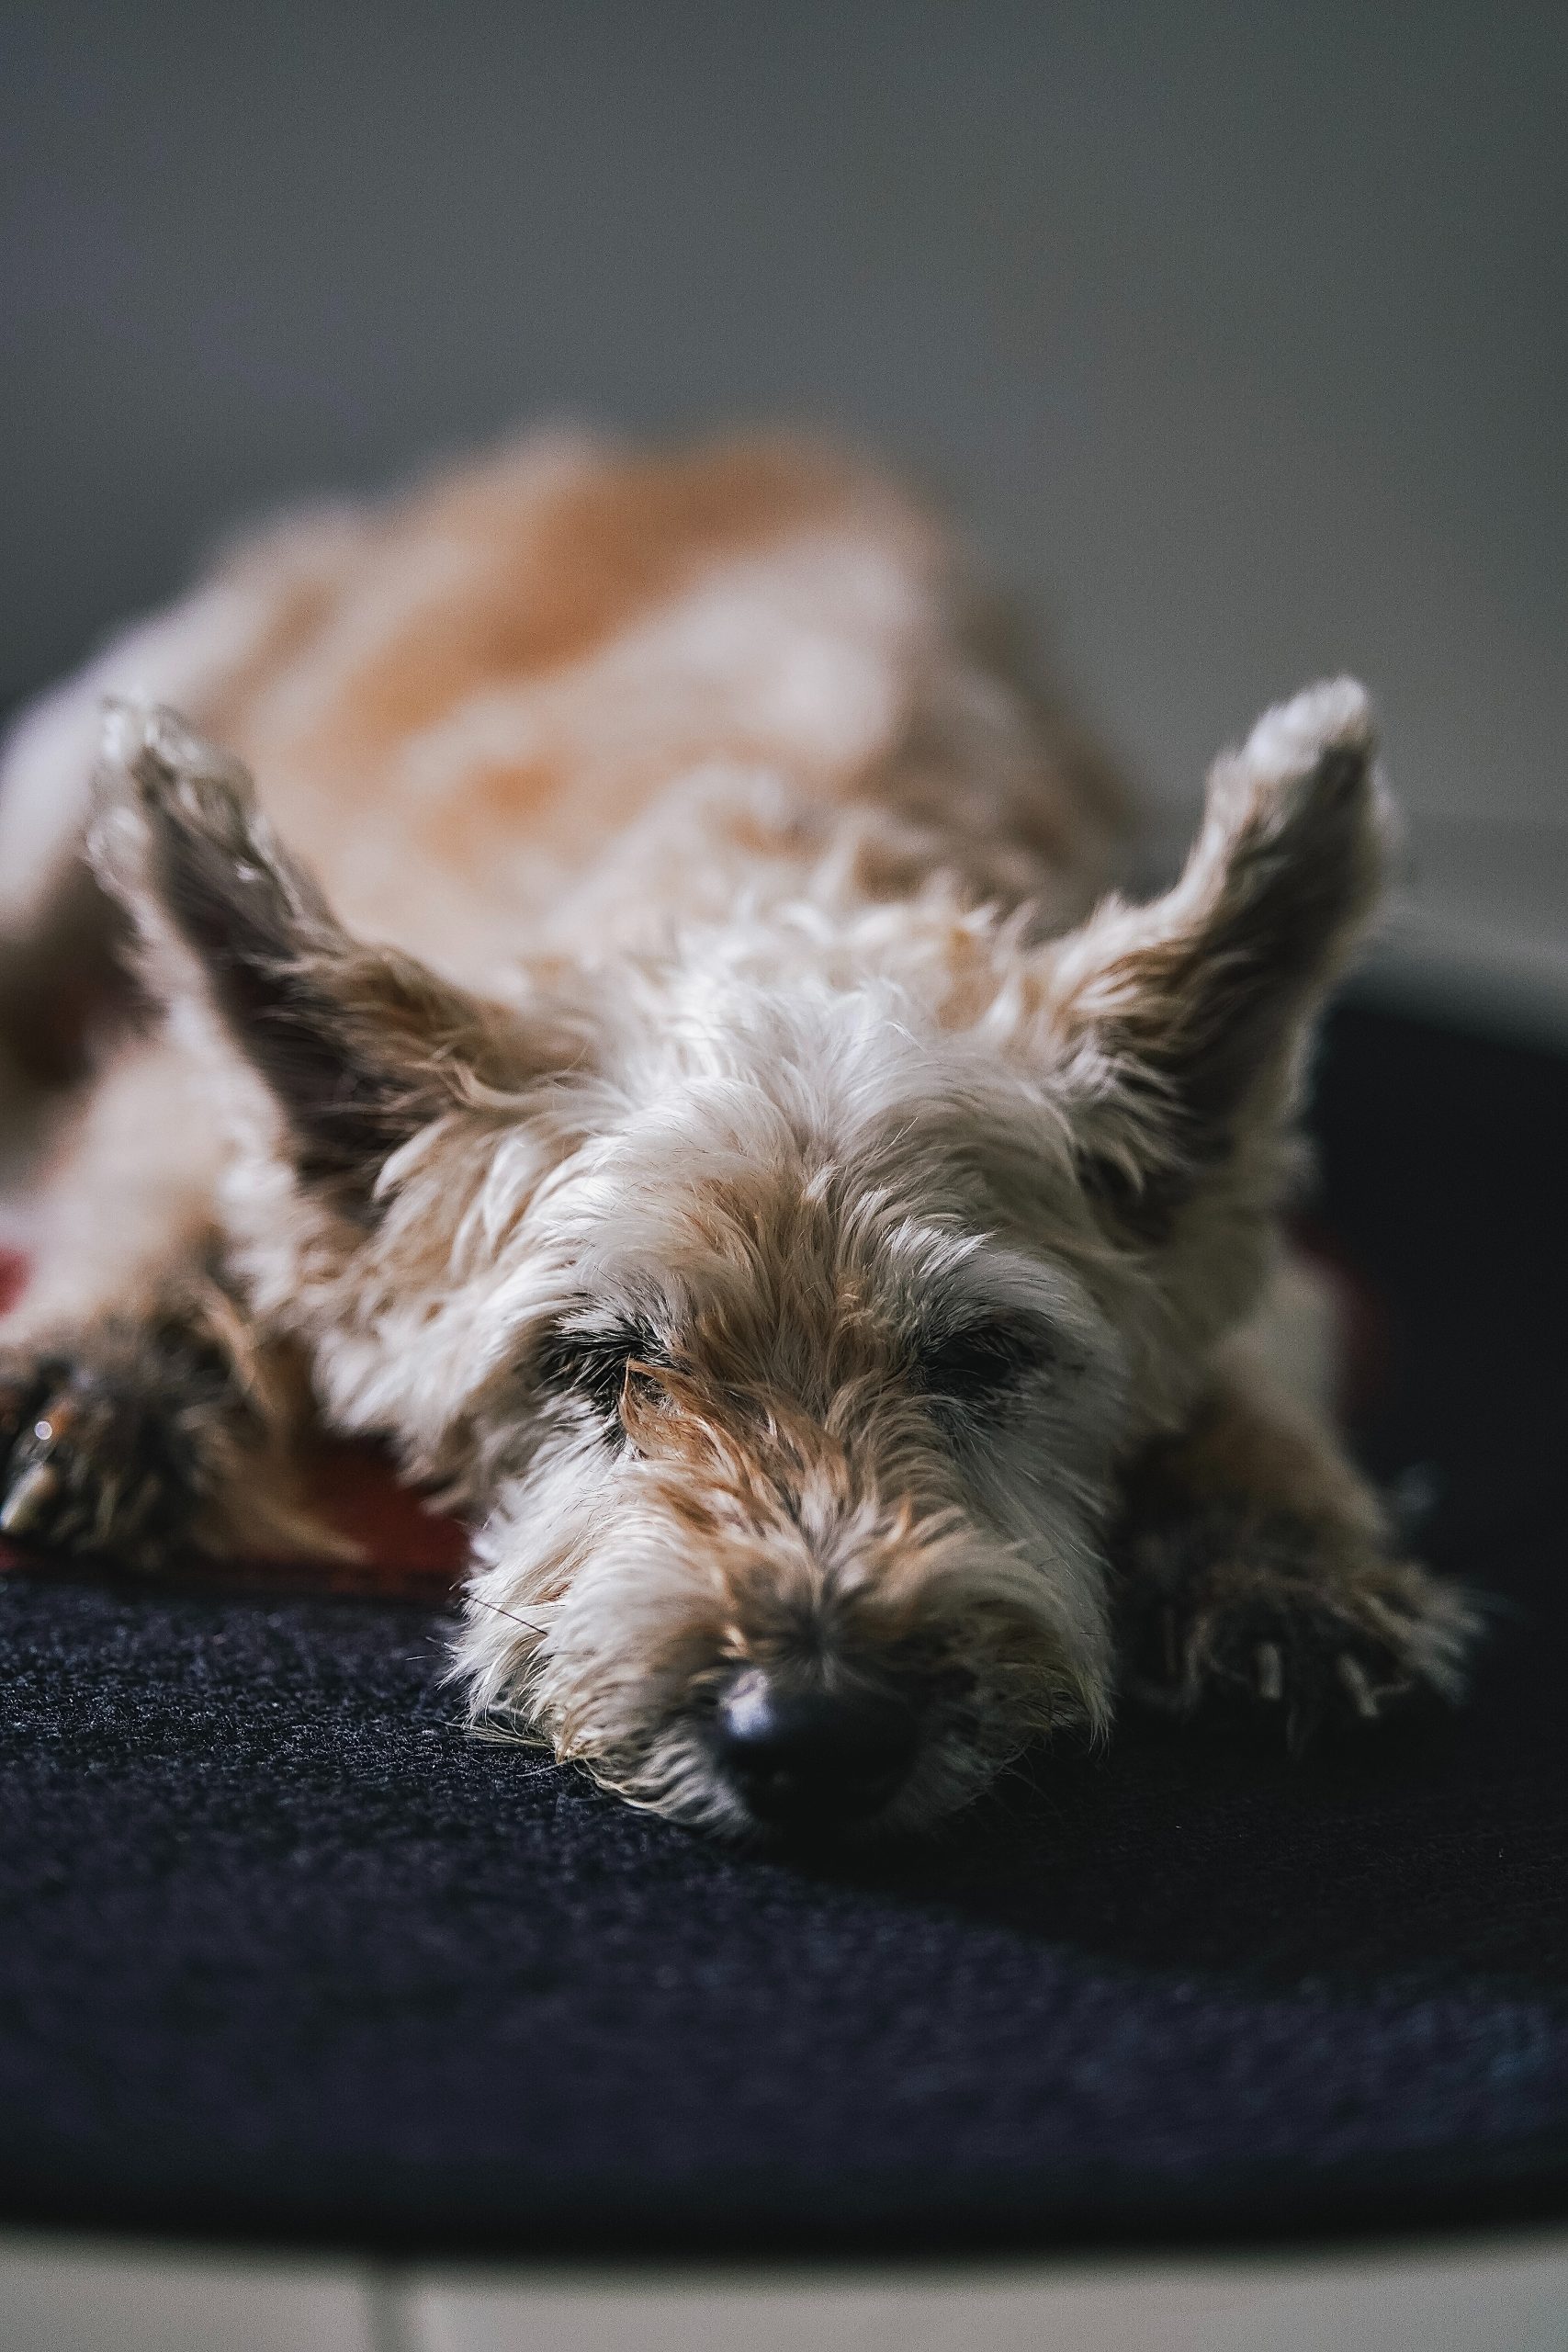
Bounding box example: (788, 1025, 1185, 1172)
(0, 432, 1476, 1837)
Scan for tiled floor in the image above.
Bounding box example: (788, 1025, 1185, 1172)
(4, 2228, 1567, 2351)
(0, 2233, 375, 2352)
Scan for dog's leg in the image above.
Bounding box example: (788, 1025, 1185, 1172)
(0, 1037, 322, 1570)
(1112, 1371, 1478, 1741)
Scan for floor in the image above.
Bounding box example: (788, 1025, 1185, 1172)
(3, 2228, 1566, 2352)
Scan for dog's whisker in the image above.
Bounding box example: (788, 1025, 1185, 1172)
(465, 1593, 554, 1638)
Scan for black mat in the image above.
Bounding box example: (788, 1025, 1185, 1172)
(2, 1000, 1565, 2257)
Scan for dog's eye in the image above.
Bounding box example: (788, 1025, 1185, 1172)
(915, 1314, 1053, 1406)
(538, 1321, 660, 1420)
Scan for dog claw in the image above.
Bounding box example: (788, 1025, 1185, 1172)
(1336, 1652, 1380, 1719)
(1254, 1640, 1283, 1702)
(0, 1458, 62, 1536)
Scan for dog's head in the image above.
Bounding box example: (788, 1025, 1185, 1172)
(96, 681, 1386, 1837)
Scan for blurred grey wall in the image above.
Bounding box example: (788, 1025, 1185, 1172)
(3, 0, 1564, 830)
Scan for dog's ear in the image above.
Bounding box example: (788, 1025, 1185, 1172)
(92, 704, 590, 1216)
(1037, 679, 1389, 1238)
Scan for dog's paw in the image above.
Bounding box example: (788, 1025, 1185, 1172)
(1116, 1508, 1480, 1746)
(0, 1329, 218, 1569)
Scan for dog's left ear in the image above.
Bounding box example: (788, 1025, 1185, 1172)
(1036, 678, 1390, 1238)
(92, 704, 592, 1215)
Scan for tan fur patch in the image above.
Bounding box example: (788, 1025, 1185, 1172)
(254, 435, 868, 775)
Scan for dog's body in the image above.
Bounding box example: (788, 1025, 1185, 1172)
(0, 432, 1474, 1834)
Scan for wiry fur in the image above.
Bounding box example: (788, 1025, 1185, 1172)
(0, 430, 1477, 1834)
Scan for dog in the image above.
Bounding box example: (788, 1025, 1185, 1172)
(0, 430, 1476, 1837)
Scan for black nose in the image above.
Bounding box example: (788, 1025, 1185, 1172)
(713, 1670, 919, 1831)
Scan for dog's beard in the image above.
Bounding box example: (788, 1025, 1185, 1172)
(454, 1440, 1113, 1839)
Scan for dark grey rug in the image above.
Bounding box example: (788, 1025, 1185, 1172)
(2, 1001, 1564, 2256)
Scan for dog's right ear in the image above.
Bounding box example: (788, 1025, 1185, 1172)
(1031, 678, 1390, 1238)
(91, 704, 592, 1216)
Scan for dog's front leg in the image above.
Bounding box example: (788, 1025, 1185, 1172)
(0, 1039, 327, 1573)
(1111, 1373, 1478, 1743)
(0, 1269, 318, 1573)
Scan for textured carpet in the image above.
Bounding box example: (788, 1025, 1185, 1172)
(1, 1000, 1564, 2257)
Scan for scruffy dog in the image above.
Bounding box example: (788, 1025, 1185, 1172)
(0, 433, 1475, 1837)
